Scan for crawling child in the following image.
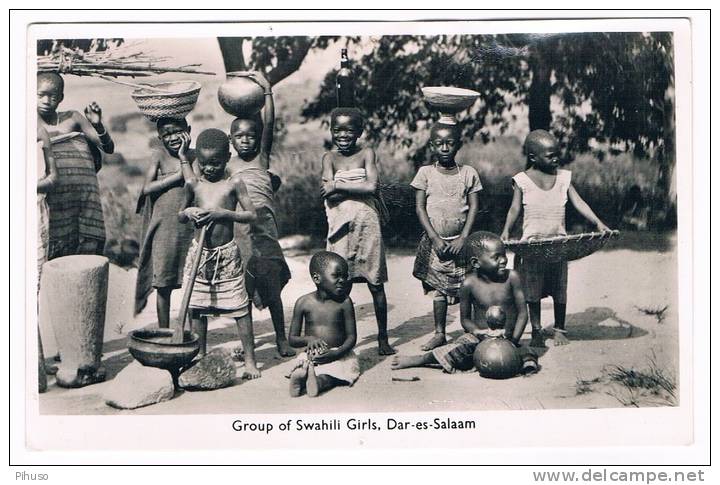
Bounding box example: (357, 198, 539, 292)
(287, 251, 359, 397)
(393, 232, 537, 375)
(177, 128, 260, 378)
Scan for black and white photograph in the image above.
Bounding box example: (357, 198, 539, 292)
(13, 12, 707, 460)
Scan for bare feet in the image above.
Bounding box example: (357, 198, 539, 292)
(553, 329, 570, 346)
(276, 340, 296, 357)
(529, 330, 546, 348)
(420, 333, 446, 351)
(391, 354, 428, 370)
(378, 338, 397, 355)
(289, 361, 308, 397)
(306, 363, 319, 397)
(242, 364, 262, 380)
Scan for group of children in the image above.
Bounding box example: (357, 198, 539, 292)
(37, 70, 611, 398)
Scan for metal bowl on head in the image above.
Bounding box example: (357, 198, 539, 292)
(422, 86, 480, 124)
(128, 328, 200, 371)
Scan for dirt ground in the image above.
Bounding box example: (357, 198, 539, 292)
(38, 233, 678, 415)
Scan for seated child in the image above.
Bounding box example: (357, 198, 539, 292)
(37, 72, 114, 259)
(225, 71, 294, 357)
(500, 130, 611, 347)
(320, 107, 394, 355)
(134, 118, 196, 327)
(393, 231, 538, 375)
(287, 251, 359, 397)
(411, 122, 482, 351)
(177, 128, 260, 378)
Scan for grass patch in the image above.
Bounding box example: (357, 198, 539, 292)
(604, 350, 677, 407)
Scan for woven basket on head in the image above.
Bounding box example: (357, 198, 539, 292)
(130, 81, 201, 122)
(504, 230, 619, 263)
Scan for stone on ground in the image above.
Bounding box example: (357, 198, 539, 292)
(104, 361, 174, 409)
(179, 348, 236, 391)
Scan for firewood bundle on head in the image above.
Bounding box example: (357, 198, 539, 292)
(37, 42, 215, 78)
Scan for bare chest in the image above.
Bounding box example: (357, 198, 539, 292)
(194, 180, 237, 210)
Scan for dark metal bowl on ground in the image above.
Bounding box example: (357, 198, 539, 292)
(128, 329, 200, 387)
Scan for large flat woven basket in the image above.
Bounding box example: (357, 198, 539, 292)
(504, 230, 619, 263)
(130, 81, 201, 121)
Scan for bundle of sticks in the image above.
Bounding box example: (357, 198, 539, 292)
(37, 43, 215, 78)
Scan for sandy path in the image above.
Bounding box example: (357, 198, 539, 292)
(38, 239, 678, 415)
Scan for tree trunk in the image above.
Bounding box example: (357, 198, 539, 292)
(528, 45, 552, 131)
(217, 37, 247, 74)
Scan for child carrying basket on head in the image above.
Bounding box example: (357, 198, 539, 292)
(500, 130, 611, 347)
(411, 122, 483, 351)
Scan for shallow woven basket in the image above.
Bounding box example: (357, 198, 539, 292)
(130, 81, 201, 121)
(504, 230, 619, 263)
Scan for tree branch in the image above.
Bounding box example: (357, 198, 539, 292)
(265, 37, 312, 86)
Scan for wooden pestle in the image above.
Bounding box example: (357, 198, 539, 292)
(172, 224, 209, 344)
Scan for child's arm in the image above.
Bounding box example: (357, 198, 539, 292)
(36, 127, 58, 194)
(415, 189, 448, 255)
(320, 152, 343, 203)
(177, 133, 198, 185)
(140, 153, 183, 196)
(323, 148, 379, 197)
(459, 281, 483, 336)
(287, 297, 306, 348)
(447, 190, 479, 255)
(508, 270, 529, 344)
(501, 183, 523, 240)
(312, 298, 358, 365)
(72, 104, 114, 154)
(568, 185, 611, 232)
(257, 74, 274, 169)
(288, 297, 330, 353)
(177, 182, 205, 224)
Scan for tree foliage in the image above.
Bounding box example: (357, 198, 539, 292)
(300, 33, 675, 168)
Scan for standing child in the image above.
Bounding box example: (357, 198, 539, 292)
(177, 129, 261, 378)
(37, 126, 59, 387)
(320, 107, 394, 355)
(392, 232, 537, 375)
(225, 72, 294, 357)
(134, 118, 197, 326)
(501, 129, 611, 347)
(287, 251, 359, 397)
(37, 72, 114, 259)
(411, 123, 482, 351)
(37, 126, 58, 282)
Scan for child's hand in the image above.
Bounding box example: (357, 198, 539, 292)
(431, 236, 449, 257)
(596, 221, 612, 233)
(306, 338, 329, 356)
(446, 236, 466, 256)
(320, 181, 335, 198)
(237, 71, 272, 93)
(84, 102, 103, 126)
(500, 230, 510, 241)
(184, 207, 208, 223)
(195, 209, 225, 226)
(178, 132, 191, 160)
(311, 349, 336, 365)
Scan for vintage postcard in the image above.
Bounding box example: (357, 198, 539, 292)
(11, 11, 707, 464)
